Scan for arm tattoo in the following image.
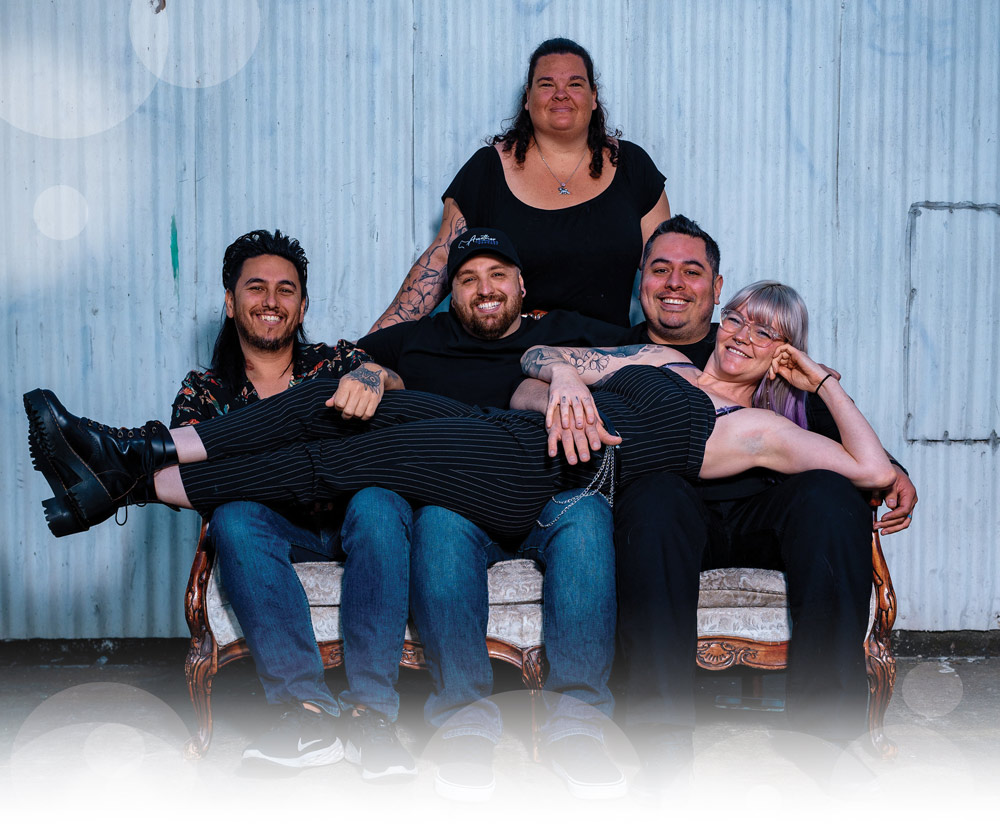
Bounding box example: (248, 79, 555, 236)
(373, 212, 467, 330)
(598, 345, 657, 361)
(567, 350, 611, 373)
(382, 366, 402, 386)
(520, 348, 556, 377)
(521, 344, 653, 378)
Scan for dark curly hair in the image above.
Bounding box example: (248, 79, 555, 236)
(491, 38, 621, 178)
(221, 228, 309, 296)
(211, 229, 310, 390)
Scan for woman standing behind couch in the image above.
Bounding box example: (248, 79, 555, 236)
(370, 38, 671, 330)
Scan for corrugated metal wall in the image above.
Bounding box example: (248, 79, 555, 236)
(2, 0, 997, 637)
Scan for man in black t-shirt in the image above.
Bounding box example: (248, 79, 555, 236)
(605, 216, 919, 789)
(356, 228, 630, 800)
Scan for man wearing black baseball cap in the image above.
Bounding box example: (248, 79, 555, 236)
(446, 227, 522, 275)
(356, 227, 631, 800)
(358, 227, 622, 408)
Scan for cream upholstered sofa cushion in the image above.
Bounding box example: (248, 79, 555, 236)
(697, 567, 789, 608)
(695, 567, 877, 643)
(206, 561, 865, 653)
(696, 567, 792, 642)
(206, 558, 545, 650)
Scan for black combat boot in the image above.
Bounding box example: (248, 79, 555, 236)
(23, 388, 178, 536)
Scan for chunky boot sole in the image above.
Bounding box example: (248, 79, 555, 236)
(24, 389, 117, 533)
(41, 494, 89, 537)
(26, 422, 90, 536)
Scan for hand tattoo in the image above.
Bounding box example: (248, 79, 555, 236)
(349, 366, 381, 392)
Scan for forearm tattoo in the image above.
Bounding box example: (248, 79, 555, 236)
(521, 344, 653, 378)
(382, 366, 402, 387)
(374, 212, 467, 329)
(520, 348, 556, 377)
(349, 366, 382, 392)
(567, 350, 611, 373)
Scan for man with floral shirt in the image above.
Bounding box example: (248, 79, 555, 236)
(171, 229, 416, 781)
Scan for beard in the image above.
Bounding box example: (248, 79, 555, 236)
(234, 314, 299, 352)
(453, 294, 522, 340)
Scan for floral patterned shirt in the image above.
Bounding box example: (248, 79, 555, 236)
(170, 340, 369, 427)
(169, 340, 371, 526)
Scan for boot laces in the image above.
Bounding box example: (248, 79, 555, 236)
(82, 418, 154, 441)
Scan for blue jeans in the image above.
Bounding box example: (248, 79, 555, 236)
(210, 487, 412, 719)
(409, 490, 616, 744)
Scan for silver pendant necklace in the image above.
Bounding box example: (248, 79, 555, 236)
(537, 145, 588, 195)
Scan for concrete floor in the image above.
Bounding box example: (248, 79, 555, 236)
(1, 646, 997, 826)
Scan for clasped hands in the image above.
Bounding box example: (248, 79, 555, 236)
(543, 365, 621, 465)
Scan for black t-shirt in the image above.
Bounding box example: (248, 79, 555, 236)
(358, 310, 628, 409)
(444, 142, 666, 326)
(620, 321, 718, 369)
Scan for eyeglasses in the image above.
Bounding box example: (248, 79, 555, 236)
(719, 308, 786, 346)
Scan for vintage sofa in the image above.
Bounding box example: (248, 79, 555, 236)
(184, 508, 896, 758)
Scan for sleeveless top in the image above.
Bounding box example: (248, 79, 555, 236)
(661, 361, 744, 416)
(443, 141, 666, 326)
(587, 365, 718, 485)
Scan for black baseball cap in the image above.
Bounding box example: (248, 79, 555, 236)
(447, 228, 522, 282)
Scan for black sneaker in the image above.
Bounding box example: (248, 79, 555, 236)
(344, 708, 417, 782)
(545, 734, 627, 800)
(434, 735, 496, 802)
(242, 706, 344, 768)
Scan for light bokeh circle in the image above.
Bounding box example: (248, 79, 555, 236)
(132, 0, 261, 89)
(33, 185, 90, 240)
(900, 661, 965, 718)
(82, 722, 149, 777)
(0, 0, 167, 139)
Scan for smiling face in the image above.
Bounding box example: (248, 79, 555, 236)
(524, 53, 597, 136)
(714, 302, 787, 381)
(225, 254, 306, 353)
(450, 254, 525, 340)
(639, 233, 723, 345)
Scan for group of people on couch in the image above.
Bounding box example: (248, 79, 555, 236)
(25, 38, 916, 801)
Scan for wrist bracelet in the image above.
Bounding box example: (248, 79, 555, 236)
(815, 373, 833, 393)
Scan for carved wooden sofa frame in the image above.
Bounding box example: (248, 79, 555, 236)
(184, 506, 896, 758)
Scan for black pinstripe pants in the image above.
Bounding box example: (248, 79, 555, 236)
(180, 366, 713, 538)
(181, 378, 598, 537)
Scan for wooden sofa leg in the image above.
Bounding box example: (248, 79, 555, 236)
(865, 527, 898, 759)
(866, 651, 898, 759)
(528, 688, 542, 762)
(522, 646, 545, 762)
(184, 650, 216, 759)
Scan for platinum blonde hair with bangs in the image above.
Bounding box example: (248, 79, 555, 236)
(723, 281, 810, 428)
